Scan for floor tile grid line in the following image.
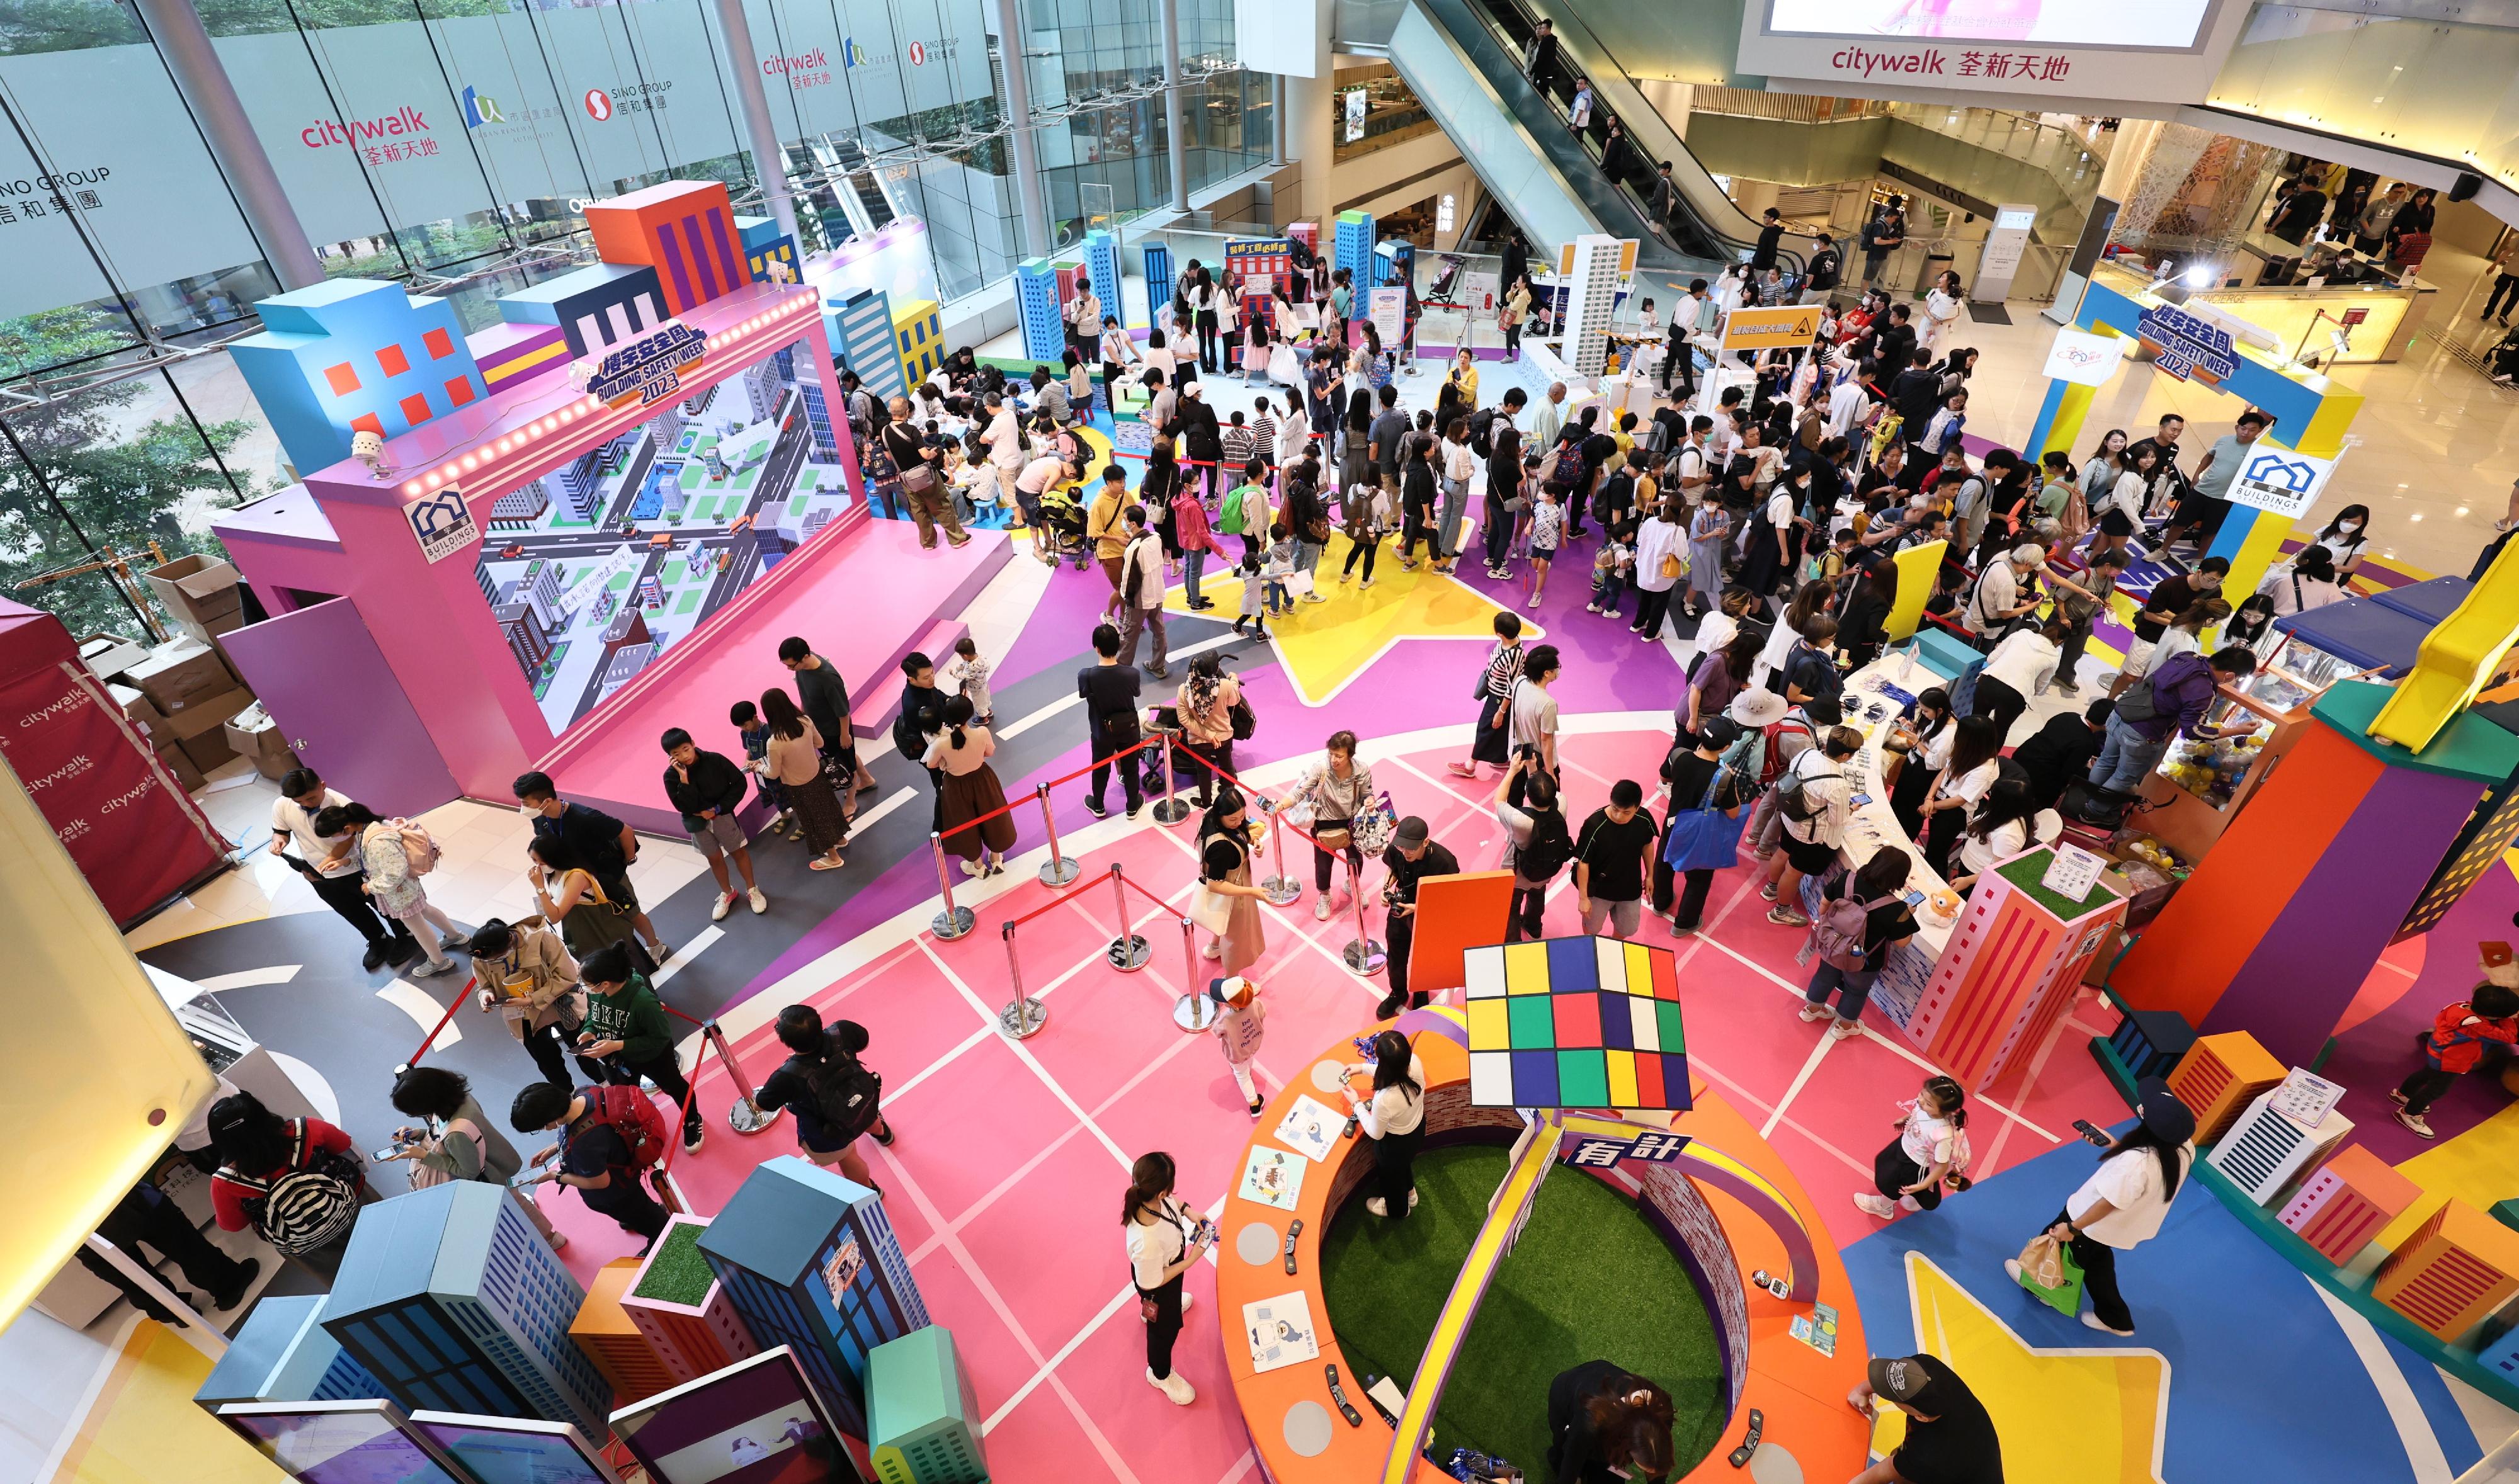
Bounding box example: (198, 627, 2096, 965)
(1682, 919, 2064, 1145)
(918, 937, 1142, 1173)
(861, 1131, 1140, 1484)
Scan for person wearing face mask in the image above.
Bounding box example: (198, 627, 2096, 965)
(2314, 504, 2370, 582)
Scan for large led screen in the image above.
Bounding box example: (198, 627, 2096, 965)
(1763, 0, 2215, 49)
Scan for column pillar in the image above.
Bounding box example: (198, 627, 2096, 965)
(1161, 0, 1190, 211)
(1273, 74, 1289, 166)
(992, 0, 1052, 257)
(1279, 0, 1336, 225)
(704, 0, 800, 244)
(130, 0, 323, 289)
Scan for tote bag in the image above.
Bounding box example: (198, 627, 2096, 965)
(1661, 769, 1749, 873)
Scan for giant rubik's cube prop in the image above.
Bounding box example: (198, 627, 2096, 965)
(1463, 936, 1689, 1111)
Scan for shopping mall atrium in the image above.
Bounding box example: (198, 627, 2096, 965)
(13, 0, 2519, 1480)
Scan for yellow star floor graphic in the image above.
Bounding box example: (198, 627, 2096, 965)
(1874, 1253, 2171, 1484)
(1162, 530, 1540, 705)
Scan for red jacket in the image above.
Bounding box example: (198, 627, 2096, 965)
(2425, 1002, 2519, 1075)
(210, 1117, 355, 1232)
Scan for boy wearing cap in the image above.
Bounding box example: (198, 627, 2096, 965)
(1846, 1352, 2003, 1483)
(1375, 817, 1460, 1021)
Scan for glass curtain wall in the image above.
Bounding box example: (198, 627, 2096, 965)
(0, 0, 1252, 632)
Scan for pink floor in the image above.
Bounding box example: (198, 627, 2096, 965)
(528, 725, 2124, 1484)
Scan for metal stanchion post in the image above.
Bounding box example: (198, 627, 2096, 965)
(1151, 732, 1191, 824)
(930, 832, 974, 939)
(1106, 863, 1151, 971)
(1341, 851, 1387, 975)
(1171, 914, 1216, 1032)
(998, 921, 1049, 1038)
(1258, 801, 1301, 905)
(703, 1020, 780, 1135)
(1037, 783, 1079, 886)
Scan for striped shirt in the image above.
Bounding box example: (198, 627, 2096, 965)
(1482, 641, 1525, 700)
(1249, 413, 1278, 458)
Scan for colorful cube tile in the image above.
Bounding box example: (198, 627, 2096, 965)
(1462, 937, 1690, 1110)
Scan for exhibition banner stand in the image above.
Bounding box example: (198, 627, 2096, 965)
(2024, 270, 2364, 604)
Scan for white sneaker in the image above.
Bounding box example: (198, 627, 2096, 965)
(1797, 1003, 1831, 1022)
(960, 859, 987, 878)
(748, 887, 768, 914)
(1181, 1292, 1195, 1315)
(2003, 1258, 2026, 1286)
(1365, 1196, 1388, 1216)
(1407, 1189, 1418, 1211)
(1853, 1193, 1897, 1218)
(1526, 594, 1542, 609)
(1828, 1019, 1864, 1040)
(1314, 895, 1334, 922)
(1149, 1368, 1196, 1405)
(2081, 1311, 2135, 1337)
(712, 891, 736, 920)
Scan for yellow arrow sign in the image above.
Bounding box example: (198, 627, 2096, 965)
(1722, 303, 1824, 351)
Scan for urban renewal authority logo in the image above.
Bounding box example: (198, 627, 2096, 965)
(461, 84, 507, 127)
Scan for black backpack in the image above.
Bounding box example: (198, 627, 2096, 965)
(789, 1050, 885, 1142)
(1468, 407, 1498, 460)
(1516, 809, 1574, 882)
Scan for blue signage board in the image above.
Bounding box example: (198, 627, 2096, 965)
(2134, 303, 2239, 385)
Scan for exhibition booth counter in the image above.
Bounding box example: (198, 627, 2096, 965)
(1215, 1021, 1870, 1484)
(2093, 258, 2432, 365)
(1834, 652, 2137, 1091)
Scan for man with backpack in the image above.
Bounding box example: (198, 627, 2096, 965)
(755, 1005, 897, 1187)
(1493, 756, 1571, 942)
(511, 1079, 673, 1246)
(207, 1090, 367, 1274)
(1762, 725, 1863, 926)
(572, 943, 706, 1153)
(2091, 647, 2261, 794)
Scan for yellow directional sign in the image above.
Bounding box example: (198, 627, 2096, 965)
(1721, 303, 1824, 351)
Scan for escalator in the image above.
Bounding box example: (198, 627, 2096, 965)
(1389, 0, 1786, 283)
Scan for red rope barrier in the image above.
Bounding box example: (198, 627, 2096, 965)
(404, 975, 475, 1066)
(998, 862, 1123, 929)
(1115, 866, 1181, 915)
(938, 734, 1163, 839)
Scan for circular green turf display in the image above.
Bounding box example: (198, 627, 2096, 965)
(1320, 1145, 1727, 1476)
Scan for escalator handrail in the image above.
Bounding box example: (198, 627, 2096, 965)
(1398, 0, 1726, 276)
(1472, 0, 1809, 278)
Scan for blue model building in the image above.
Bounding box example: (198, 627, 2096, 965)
(319, 1182, 612, 1437)
(1083, 230, 1122, 331)
(697, 1156, 929, 1436)
(826, 288, 906, 404)
(194, 1294, 382, 1413)
(496, 261, 674, 359)
(1013, 259, 1065, 365)
(1334, 210, 1377, 290)
(1141, 243, 1173, 324)
(229, 278, 489, 477)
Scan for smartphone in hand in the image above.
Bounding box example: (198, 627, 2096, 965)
(2071, 1118, 2112, 1147)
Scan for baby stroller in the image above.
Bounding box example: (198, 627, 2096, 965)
(1420, 253, 1469, 314)
(1030, 480, 1094, 570)
(2489, 322, 2519, 385)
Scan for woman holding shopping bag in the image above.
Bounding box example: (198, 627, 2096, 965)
(2007, 1078, 2195, 1335)
(1659, 717, 1754, 935)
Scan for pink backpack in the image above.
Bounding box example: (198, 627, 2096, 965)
(388, 818, 441, 875)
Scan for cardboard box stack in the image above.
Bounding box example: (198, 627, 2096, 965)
(144, 554, 246, 643)
(121, 637, 255, 786)
(222, 702, 295, 781)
